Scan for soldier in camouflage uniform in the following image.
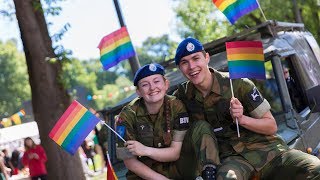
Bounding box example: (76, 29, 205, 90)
(173, 37, 320, 180)
(116, 63, 190, 179)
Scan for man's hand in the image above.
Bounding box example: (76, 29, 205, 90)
(126, 140, 150, 157)
(230, 97, 244, 124)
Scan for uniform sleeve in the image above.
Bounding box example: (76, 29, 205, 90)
(236, 79, 271, 119)
(172, 99, 190, 142)
(116, 106, 135, 160)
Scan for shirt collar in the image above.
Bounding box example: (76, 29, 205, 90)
(135, 96, 165, 117)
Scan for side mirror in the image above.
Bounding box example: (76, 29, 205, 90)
(305, 85, 320, 113)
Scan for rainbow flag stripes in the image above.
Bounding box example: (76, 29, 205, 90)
(49, 100, 100, 155)
(98, 26, 136, 70)
(212, 0, 259, 24)
(226, 41, 266, 79)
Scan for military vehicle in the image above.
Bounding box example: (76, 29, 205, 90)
(99, 20, 320, 169)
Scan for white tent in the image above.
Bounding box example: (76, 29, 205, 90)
(0, 122, 39, 145)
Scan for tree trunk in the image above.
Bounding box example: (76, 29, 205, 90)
(13, 0, 85, 179)
(292, 0, 303, 23)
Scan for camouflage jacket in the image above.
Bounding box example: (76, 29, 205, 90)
(174, 68, 288, 171)
(116, 95, 189, 178)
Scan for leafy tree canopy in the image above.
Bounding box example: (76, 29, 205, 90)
(0, 40, 31, 118)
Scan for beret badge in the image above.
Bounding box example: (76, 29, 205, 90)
(149, 63, 157, 72)
(186, 42, 195, 52)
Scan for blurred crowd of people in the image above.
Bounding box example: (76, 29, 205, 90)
(0, 117, 108, 179)
(78, 130, 106, 177)
(0, 137, 47, 180)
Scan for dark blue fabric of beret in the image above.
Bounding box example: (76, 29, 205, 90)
(175, 37, 204, 65)
(133, 63, 165, 86)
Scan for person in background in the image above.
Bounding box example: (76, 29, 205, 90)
(283, 64, 306, 112)
(81, 139, 96, 172)
(0, 151, 10, 180)
(173, 37, 320, 180)
(22, 137, 47, 180)
(1, 149, 13, 176)
(10, 149, 23, 175)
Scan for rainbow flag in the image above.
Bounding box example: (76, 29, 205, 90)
(106, 152, 118, 180)
(49, 100, 100, 155)
(98, 26, 136, 70)
(212, 0, 259, 24)
(226, 41, 266, 79)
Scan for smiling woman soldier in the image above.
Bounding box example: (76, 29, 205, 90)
(117, 63, 219, 179)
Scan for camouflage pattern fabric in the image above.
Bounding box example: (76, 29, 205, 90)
(116, 95, 189, 179)
(174, 68, 289, 172)
(216, 155, 255, 180)
(260, 149, 320, 180)
(176, 120, 220, 179)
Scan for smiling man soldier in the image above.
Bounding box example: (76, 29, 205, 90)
(173, 37, 320, 180)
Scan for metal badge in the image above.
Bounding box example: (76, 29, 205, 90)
(186, 42, 195, 52)
(149, 63, 157, 71)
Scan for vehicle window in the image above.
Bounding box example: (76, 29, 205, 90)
(282, 58, 308, 113)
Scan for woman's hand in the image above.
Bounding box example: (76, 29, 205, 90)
(125, 140, 150, 157)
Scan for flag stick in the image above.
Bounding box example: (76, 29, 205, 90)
(256, 0, 267, 22)
(230, 79, 240, 138)
(100, 120, 126, 143)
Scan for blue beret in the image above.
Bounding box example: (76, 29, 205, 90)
(133, 63, 165, 86)
(175, 37, 204, 65)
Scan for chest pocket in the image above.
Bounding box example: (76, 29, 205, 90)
(136, 122, 154, 147)
(207, 99, 234, 138)
(183, 99, 205, 122)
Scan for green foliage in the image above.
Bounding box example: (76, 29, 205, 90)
(61, 58, 97, 92)
(0, 40, 31, 117)
(173, 0, 320, 44)
(300, 1, 320, 42)
(92, 76, 134, 109)
(136, 34, 177, 65)
(60, 58, 134, 110)
(174, 0, 229, 42)
(234, 1, 294, 29)
(82, 59, 118, 89)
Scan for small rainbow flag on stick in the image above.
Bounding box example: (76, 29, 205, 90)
(212, 0, 259, 24)
(226, 41, 266, 80)
(49, 100, 100, 155)
(98, 26, 136, 70)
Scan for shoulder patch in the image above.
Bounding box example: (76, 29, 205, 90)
(175, 112, 189, 130)
(116, 125, 126, 138)
(248, 87, 262, 102)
